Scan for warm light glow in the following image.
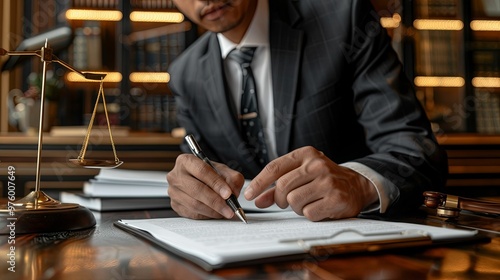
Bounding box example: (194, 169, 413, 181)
(66, 72, 122, 83)
(414, 19, 464, 30)
(380, 13, 401, 29)
(65, 9, 123, 21)
(414, 76, 465, 87)
(472, 77, 500, 88)
(129, 72, 170, 83)
(130, 11, 184, 23)
(471, 20, 500, 31)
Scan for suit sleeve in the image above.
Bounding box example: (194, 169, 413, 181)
(347, 0, 448, 217)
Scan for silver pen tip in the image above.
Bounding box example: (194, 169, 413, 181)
(235, 208, 248, 224)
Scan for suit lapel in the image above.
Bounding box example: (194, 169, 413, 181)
(269, 2, 304, 156)
(201, 36, 240, 143)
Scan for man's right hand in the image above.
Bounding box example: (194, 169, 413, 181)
(166, 154, 245, 220)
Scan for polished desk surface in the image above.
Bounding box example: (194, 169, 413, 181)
(1, 209, 499, 280)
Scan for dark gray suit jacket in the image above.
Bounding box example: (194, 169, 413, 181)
(168, 0, 448, 216)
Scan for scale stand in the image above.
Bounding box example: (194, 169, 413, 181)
(0, 40, 122, 234)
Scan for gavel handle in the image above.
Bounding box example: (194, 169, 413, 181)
(459, 197, 500, 215)
(423, 191, 500, 215)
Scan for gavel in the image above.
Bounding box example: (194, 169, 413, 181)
(423, 191, 500, 218)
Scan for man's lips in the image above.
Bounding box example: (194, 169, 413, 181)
(200, 2, 231, 20)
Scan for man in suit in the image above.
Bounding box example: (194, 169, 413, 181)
(166, 0, 448, 221)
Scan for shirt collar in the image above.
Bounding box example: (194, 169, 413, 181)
(218, 0, 269, 59)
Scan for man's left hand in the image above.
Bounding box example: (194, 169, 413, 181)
(244, 146, 379, 221)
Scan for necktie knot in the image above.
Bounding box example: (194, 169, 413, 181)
(228, 47, 257, 68)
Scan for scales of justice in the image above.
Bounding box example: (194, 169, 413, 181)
(0, 40, 123, 234)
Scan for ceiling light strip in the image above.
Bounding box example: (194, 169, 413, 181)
(65, 9, 123, 21)
(130, 11, 184, 23)
(129, 72, 170, 83)
(414, 19, 464, 30)
(414, 76, 465, 87)
(66, 72, 122, 83)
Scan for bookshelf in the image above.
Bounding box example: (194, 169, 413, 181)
(469, 0, 500, 134)
(410, 0, 500, 196)
(406, 0, 467, 134)
(403, 0, 500, 135)
(1, 0, 196, 134)
(371, 0, 500, 197)
(65, 0, 196, 133)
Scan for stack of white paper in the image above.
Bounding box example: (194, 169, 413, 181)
(60, 168, 170, 211)
(84, 168, 169, 197)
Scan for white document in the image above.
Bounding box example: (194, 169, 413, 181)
(95, 168, 169, 184)
(83, 169, 169, 197)
(116, 212, 478, 270)
(84, 180, 169, 197)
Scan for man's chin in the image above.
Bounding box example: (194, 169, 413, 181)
(203, 19, 240, 34)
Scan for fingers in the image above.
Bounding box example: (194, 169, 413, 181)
(167, 176, 235, 220)
(284, 180, 322, 216)
(301, 185, 364, 221)
(168, 183, 227, 219)
(245, 146, 371, 221)
(272, 164, 314, 209)
(188, 156, 233, 199)
(297, 166, 375, 221)
(245, 146, 321, 204)
(167, 154, 244, 220)
(253, 187, 276, 208)
(244, 147, 306, 200)
(212, 161, 245, 196)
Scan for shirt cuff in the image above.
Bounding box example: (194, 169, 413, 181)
(340, 162, 400, 214)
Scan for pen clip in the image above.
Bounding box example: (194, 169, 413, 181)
(185, 134, 203, 159)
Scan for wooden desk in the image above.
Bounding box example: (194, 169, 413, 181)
(1, 209, 499, 279)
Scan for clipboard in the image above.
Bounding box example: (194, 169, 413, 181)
(114, 212, 488, 271)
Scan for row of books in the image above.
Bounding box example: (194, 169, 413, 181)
(71, 0, 120, 8)
(473, 43, 500, 77)
(56, 88, 178, 132)
(414, 0, 460, 77)
(71, 1, 176, 10)
(72, 22, 103, 71)
(415, 30, 461, 76)
(475, 89, 500, 134)
(130, 0, 176, 9)
(60, 168, 170, 211)
(127, 92, 178, 132)
(132, 32, 186, 73)
(415, 0, 458, 17)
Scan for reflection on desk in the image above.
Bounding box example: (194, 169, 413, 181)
(0, 209, 499, 279)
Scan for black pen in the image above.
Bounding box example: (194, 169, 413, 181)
(185, 134, 248, 224)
